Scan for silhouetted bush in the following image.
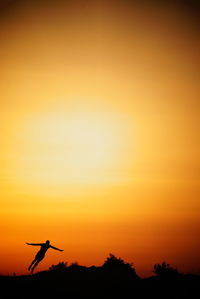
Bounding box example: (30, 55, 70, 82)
(69, 262, 80, 268)
(153, 262, 179, 278)
(49, 262, 67, 271)
(103, 253, 127, 267)
(102, 253, 138, 280)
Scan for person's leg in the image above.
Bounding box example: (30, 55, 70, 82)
(31, 257, 43, 273)
(28, 258, 37, 271)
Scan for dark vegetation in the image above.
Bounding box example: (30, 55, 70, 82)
(0, 254, 199, 298)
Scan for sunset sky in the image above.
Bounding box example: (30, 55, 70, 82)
(0, 0, 199, 277)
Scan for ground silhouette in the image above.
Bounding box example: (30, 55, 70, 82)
(0, 254, 199, 298)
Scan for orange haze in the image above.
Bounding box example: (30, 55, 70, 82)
(0, 0, 199, 277)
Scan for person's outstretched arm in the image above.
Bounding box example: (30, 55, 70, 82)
(50, 245, 64, 251)
(26, 242, 43, 246)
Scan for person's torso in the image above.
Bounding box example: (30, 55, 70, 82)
(39, 244, 50, 255)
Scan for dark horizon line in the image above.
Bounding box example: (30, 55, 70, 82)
(1, 253, 200, 278)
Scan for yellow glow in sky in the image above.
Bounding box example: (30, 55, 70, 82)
(7, 101, 135, 191)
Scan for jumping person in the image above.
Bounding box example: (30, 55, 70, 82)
(26, 240, 63, 272)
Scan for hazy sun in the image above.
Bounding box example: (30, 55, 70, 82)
(8, 103, 133, 191)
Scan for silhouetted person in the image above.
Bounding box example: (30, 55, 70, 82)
(26, 240, 63, 272)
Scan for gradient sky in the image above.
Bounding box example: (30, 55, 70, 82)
(0, 0, 199, 277)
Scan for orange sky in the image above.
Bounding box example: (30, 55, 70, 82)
(0, 0, 199, 277)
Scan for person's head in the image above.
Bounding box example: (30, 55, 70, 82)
(46, 240, 50, 245)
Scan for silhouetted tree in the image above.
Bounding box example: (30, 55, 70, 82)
(153, 261, 179, 277)
(103, 253, 127, 267)
(69, 262, 80, 268)
(102, 253, 138, 279)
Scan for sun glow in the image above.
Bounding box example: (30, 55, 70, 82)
(8, 103, 134, 191)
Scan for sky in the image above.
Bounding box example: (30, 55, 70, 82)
(0, 0, 199, 277)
